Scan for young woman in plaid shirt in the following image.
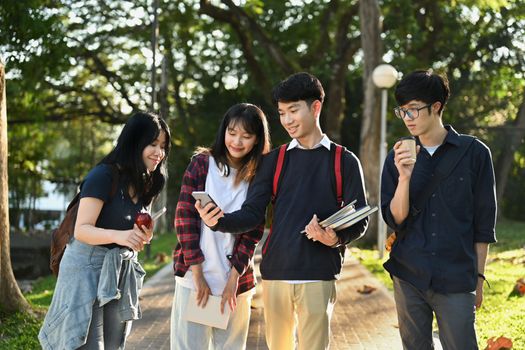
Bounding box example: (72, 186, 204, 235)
(171, 103, 270, 349)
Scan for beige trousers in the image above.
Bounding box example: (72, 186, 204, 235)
(261, 280, 337, 350)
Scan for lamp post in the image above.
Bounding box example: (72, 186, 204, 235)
(372, 64, 398, 258)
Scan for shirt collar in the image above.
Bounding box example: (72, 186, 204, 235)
(416, 124, 461, 148)
(443, 125, 461, 146)
(287, 134, 332, 151)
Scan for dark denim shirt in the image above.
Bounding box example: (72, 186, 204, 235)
(381, 125, 497, 293)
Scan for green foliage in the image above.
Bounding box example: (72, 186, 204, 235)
(25, 275, 56, 308)
(500, 152, 525, 221)
(477, 250, 525, 349)
(356, 218, 525, 349)
(0, 308, 42, 350)
(2, 0, 525, 222)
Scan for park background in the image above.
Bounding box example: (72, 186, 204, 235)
(0, 0, 524, 349)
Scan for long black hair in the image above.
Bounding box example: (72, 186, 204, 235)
(199, 103, 270, 185)
(100, 111, 171, 205)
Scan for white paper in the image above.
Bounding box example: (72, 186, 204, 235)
(184, 291, 231, 330)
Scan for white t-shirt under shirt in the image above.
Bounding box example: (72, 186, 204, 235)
(176, 156, 251, 296)
(424, 145, 440, 156)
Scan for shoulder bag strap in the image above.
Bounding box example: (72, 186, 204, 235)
(410, 135, 475, 216)
(397, 136, 476, 240)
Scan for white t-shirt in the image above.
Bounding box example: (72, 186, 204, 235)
(176, 156, 250, 296)
(424, 145, 440, 156)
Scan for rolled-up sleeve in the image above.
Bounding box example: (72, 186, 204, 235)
(174, 155, 207, 265)
(230, 223, 265, 276)
(473, 142, 497, 243)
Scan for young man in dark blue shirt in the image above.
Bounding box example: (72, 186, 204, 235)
(197, 72, 369, 350)
(381, 70, 497, 350)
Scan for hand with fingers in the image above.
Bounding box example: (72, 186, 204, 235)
(116, 224, 149, 251)
(191, 264, 212, 308)
(221, 268, 240, 314)
(138, 223, 154, 244)
(393, 141, 420, 180)
(195, 200, 224, 227)
(304, 214, 339, 247)
(475, 281, 484, 309)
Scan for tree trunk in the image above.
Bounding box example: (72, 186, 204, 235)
(358, 0, 383, 244)
(156, 57, 169, 233)
(495, 90, 525, 217)
(0, 62, 30, 312)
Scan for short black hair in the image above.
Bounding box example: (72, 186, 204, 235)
(395, 69, 450, 114)
(271, 72, 325, 106)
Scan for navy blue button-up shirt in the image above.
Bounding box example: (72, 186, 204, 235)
(381, 125, 497, 293)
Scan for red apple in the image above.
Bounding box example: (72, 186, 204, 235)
(135, 212, 153, 229)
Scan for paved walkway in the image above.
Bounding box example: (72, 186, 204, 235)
(127, 249, 406, 350)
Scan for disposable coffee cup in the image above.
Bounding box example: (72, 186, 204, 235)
(399, 136, 417, 164)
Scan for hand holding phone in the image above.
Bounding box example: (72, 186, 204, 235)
(192, 191, 217, 208)
(192, 191, 223, 227)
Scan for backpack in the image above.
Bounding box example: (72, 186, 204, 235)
(271, 143, 345, 205)
(49, 166, 119, 276)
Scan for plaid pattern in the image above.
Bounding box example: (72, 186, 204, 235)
(173, 153, 264, 295)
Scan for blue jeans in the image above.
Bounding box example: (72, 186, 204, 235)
(393, 276, 478, 350)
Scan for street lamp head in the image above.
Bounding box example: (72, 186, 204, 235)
(372, 64, 398, 89)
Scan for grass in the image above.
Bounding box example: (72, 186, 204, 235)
(352, 218, 525, 349)
(0, 232, 177, 349)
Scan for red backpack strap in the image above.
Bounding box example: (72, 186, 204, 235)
(334, 145, 343, 207)
(272, 144, 288, 203)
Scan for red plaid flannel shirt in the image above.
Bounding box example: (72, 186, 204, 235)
(173, 153, 264, 295)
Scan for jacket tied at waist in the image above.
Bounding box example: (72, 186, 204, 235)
(39, 239, 146, 350)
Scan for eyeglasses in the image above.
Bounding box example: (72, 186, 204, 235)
(394, 104, 432, 120)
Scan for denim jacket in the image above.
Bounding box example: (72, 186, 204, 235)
(39, 239, 146, 350)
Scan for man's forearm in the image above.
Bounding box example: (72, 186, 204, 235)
(475, 242, 489, 275)
(389, 177, 411, 225)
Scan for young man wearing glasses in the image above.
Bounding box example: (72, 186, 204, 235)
(380, 70, 497, 349)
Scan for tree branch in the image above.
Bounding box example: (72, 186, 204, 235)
(299, 0, 342, 67)
(198, 0, 273, 97)
(200, 0, 298, 74)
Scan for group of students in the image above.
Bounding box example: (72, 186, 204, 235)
(39, 69, 496, 350)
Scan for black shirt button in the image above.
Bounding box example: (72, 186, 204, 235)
(432, 232, 436, 237)
(432, 213, 436, 217)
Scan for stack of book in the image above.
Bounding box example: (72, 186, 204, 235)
(302, 200, 378, 233)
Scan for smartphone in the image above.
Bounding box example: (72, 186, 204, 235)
(192, 191, 217, 207)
